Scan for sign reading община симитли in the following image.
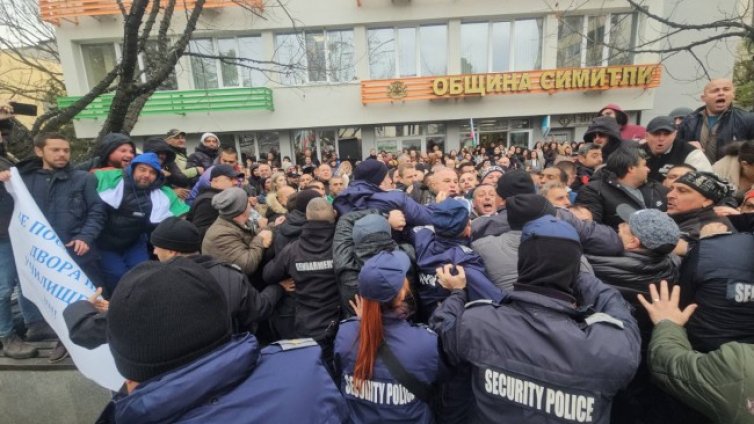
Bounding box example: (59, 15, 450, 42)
(361, 64, 662, 104)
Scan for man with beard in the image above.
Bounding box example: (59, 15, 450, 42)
(187, 132, 221, 170)
(94, 153, 190, 295)
(165, 129, 203, 191)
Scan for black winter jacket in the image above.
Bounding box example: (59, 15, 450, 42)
(575, 169, 668, 229)
(332, 209, 417, 318)
(187, 187, 221, 239)
(680, 232, 754, 353)
(677, 106, 754, 161)
(272, 209, 306, 256)
(17, 158, 106, 247)
(263, 221, 340, 342)
(63, 254, 284, 348)
(143, 138, 192, 188)
(187, 144, 219, 170)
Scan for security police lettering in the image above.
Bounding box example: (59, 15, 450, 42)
(733, 282, 754, 303)
(484, 369, 595, 423)
(343, 374, 415, 405)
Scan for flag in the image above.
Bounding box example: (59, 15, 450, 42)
(95, 168, 189, 222)
(541, 115, 551, 138)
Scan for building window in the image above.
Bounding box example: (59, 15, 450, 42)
(556, 13, 636, 68)
(189, 36, 266, 89)
(81, 42, 178, 90)
(374, 123, 446, 153)
(82, 43, 117, 90)
(275, 29, 356, 86)
(459, 19, 542, 74)
(292, 128, 360, 163)
(367, 25, 448, 79)
(238, 131, 281, 164)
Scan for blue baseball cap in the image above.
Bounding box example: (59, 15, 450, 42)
(358, 250, 411, 303)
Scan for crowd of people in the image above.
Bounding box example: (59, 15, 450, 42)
(0, 78, 752, 424)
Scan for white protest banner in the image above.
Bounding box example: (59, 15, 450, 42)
(4, 167, 123, 391)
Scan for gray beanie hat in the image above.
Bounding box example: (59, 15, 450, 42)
(211, 187, 249, 219)
(617, 204, 680, 254)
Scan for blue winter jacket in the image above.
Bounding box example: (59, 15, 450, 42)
(412, 226, 506, 321)
(97, 335, 350, 424)
(333, 180, 434, 227)
(430, 273, 641, 423)
(334, 313, 445, 424)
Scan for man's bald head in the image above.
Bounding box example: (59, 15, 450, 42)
(306, 197, 336, 223)
(701, 78, 735, 115)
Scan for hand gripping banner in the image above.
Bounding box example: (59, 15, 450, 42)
(4, 167, 123, 390)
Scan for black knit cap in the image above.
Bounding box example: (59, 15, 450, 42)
(507, 194, 557, 230)
(107, 258, 231, 382)
(150, 217, 202, 253)
(295, 189, 322, 213)
(354, 159, 388, 186)
(496, 169, 536, 199)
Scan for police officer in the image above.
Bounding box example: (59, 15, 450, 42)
(431, 217, 640, 423)
(334, 250, 446, 424)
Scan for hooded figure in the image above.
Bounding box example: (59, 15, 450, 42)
(95, 152, 189, 294)
(599, 103, 647, 141)
(76, 133, 136, 172)
(583, 115, 633, 162)
(143, 137, 192, 188)
(430, 216, 641, 423)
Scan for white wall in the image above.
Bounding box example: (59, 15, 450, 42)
(642, 0, 744, 122)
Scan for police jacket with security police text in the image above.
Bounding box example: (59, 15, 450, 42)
(96, 335, 350, 424)
(430, 273, 641, 423)
(334, 313, 446, 424)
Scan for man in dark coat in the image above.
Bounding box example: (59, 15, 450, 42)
(263, 198, 340, 345)
(677, 78, 754, 161)
(75, 132, 135, 172)
(187, 132, 221, 170)
(93, 258, 349, 423)
(576, 146, 668, 229)
(666, 171, 733, 243)
(431, 217, 640, 423)
(583, 115, 630, 162)
(188, 164, 244, 239)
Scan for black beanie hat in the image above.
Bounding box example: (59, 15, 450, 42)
(150, 217, 202, 253)
(295, 189, 322, 213)
(107, 258, 231, 382)
(507, 194, 557, 230)
(496, 169, 536, 199)
(354, 159, 388, 186)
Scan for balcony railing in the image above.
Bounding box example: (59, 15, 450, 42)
(57, 87, 274, 120)
(40, 0, 263, 25)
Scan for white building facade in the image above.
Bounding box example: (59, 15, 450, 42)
(50, 0, 673, 162)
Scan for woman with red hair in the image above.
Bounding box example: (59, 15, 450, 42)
(334, 250, 445, 423)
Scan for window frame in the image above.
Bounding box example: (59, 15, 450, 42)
(274, 28, 357, 86)
(556, 12, 637, 68)
(367, 24, 449, 79)
(189, 35, 266, 89)
(459, 18, 545, 73)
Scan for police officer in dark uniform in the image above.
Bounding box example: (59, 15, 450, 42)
(334, 250, 447, 423)
(431, 217, 641, 423)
